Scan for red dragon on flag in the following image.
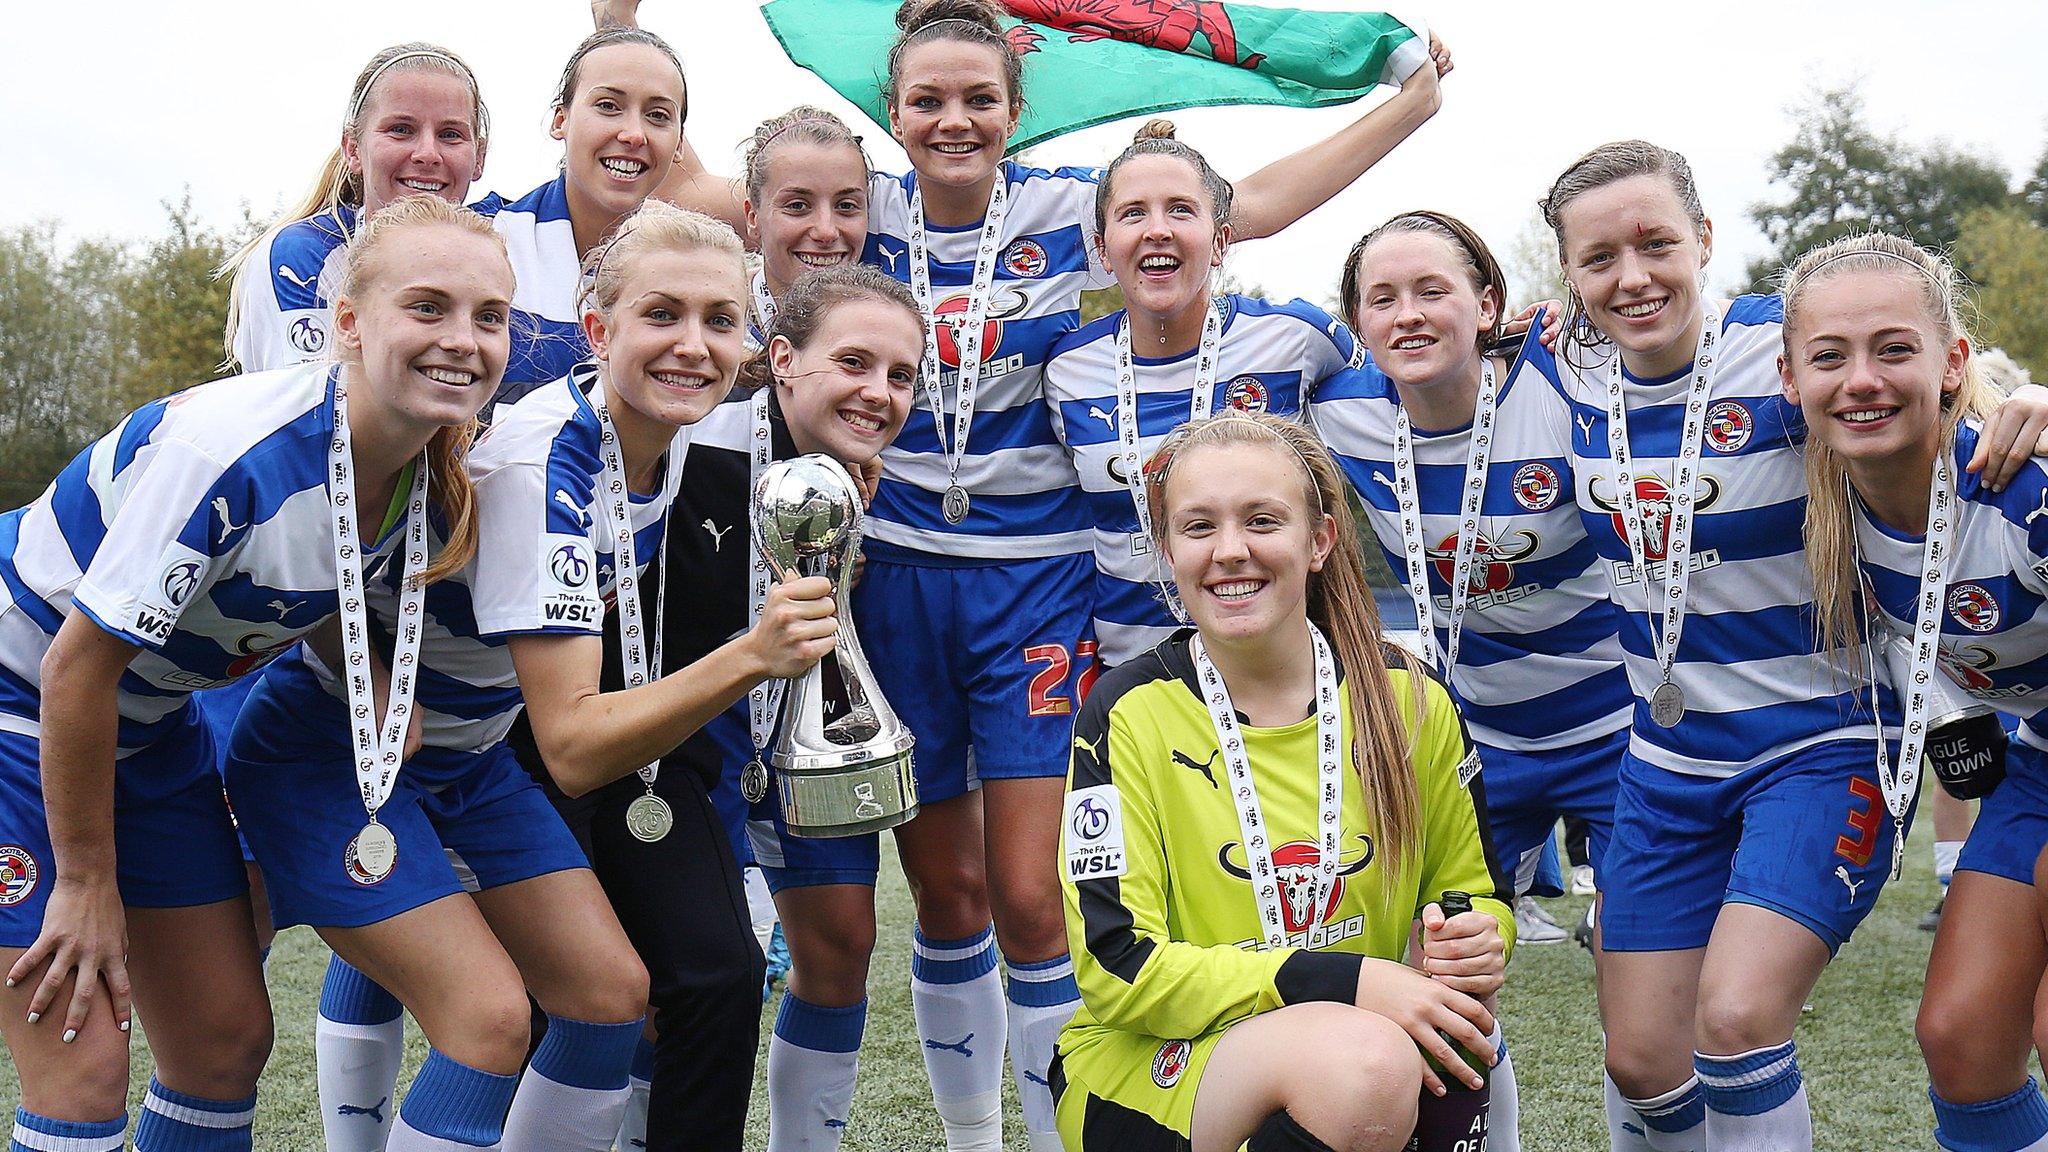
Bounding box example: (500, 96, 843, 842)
(1000, 0, 1267, 69)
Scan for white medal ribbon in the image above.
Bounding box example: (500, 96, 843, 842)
(1857, 453, 1957, 880)
(327, 373, 429, 827)
(1192, 626, 1343, 951)
(907, 176, 1011, 509)
(1114, 300, 1223, 619)
(1604, 307, 1720, 710)
(594, 382, 683, 793)
(750, 271, 778, 352)
(746, 387, 789, 768)
(1393, 360, 1499, 675)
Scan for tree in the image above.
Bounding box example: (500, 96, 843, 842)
(118, 195, 243, 413)
(1747, 84, 2011, 288)
(1954, 205, 2048, 381)
(2021, 147, 2048, 229)
(1501, 210, 1565, 312)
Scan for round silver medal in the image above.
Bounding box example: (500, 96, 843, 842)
(349, 821, 399, 884)
(626, 793, 674, 843)
(1649, 681, 1686, 728)
(943, 485, 971, 525)
(740, 759, 770, 805)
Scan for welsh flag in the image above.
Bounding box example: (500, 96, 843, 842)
(761, 0, 1429, 153)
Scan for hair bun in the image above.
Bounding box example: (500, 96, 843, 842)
(1135, 119, 1178, 143)
(896, 0, 1003, 34)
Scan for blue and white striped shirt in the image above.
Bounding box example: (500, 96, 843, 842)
(1857, 423, 2048, 749)
(481, 176, 590, 408)
(1543, 295, 1880, 777)
(862, 161, 1110, 563)
(0, 365, 399, 756)
(231, 205, 356, 373)
(1316, 347, 1632, 752)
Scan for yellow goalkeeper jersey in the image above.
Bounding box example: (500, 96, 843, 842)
(1059, 630, 1515, 1053)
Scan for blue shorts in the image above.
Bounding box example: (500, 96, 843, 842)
(1600, 737, 1900, 954)
(193, 676, 261, 862)
(851, 553, 1095, 801)
(223, 667, 588, 930)
(0, 710, 247, 946)
(710, 688, 875, 892)
(1479, 729, 1625, 897)
(1957, 739, 2048, 885)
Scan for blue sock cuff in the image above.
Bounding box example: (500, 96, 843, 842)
(774, 994, 867, 1054)
(14, 1108, 127, 1141)
(1932, 1079, 2048, 1148)
(319, 957, 402, 1026)
(1003, 951, 1079, 1009)
(912, 923, 998, 985)
(1696, 1043, 1802, 1118)
(144, 1077, 258, 1115)
(531, 1015, 646, 1092)
(398, 1049, 520, 1147)
(631, 1036, 656, 1082)
(1628, 1078, 1706, 1134)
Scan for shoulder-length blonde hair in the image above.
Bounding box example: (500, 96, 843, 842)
(1143, 411, 1426, 889)
(1787, 232, 2003, 660)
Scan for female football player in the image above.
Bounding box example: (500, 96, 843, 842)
(1784, 232, 2048, 1151)
(1056, 411, 1512, 1152)
(0, 195, 505, 1152)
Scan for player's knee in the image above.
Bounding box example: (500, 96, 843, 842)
(435, 985, 534, 1074)
(1917, 993, 1987, 1084)
(573, 948, 651, 1025)
(1273, 1006, 1420, 1127)
(196, 1003, 275, 1092)
(1693, 988, 1784, 1057)
(26, 1037, 130, 1119)
(991, 903, 1067, 963)
(908, 864, 991, 937)
(1604, 1041, 1687, 1101)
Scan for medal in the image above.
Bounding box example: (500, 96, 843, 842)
(327, 370, 429, 885)
(1857, 454, 1959, 880)
(1191, 626, 1343, 951)
(1648, 680, 1686, 728)
(740, 758, 770, 804)
(748, 270, 777, 354)
(347, 820, 399, 884)
(596, 381, 687, 842)
(907, 175, 1009, 534)
(1114, 300, 1223, 621)
(1604, 306, 1719, 733)
(625, 793, 675, 843)
(744, 390, 790, 803)
(1393, 359, 1499, 678)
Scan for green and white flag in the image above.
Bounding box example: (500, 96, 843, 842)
(761, 0, 1428, 153)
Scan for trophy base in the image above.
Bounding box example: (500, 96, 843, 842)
(775, 741, 919, 839)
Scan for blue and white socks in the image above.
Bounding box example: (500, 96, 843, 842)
(1487, 1023, 1519, 1152)
(768, 994, 865, 1151)
(1610, 1071, 1704, 1152)
(388, 1049, 518, 1151)
(1932, 1079, 2048, 1151)
(1005, 951, 1079, 1152)
(317, 956, 405, 1152)
(912, 926, 1007, 1151)
(616, 1036, 656, 1151)
(500, 1014, 644, 1150)
(1696, 1043, 1810, 1151)
(132, 1078, 256, 1151)
(12, 1110, 126, 1152)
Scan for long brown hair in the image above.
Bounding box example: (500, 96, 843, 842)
(221, 43, 488, 367)
(335, 197, 508, 584)
(1144, 411, 1426, 888)
(736, 265, 925, 393)
(1784, 232, 2003, 661)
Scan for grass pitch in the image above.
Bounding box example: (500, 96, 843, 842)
(0, 838, 1974, 1148)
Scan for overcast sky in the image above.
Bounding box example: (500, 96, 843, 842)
(6, 1, 2045, 305)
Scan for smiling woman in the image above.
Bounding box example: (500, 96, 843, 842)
(0, 196, 506, 1152)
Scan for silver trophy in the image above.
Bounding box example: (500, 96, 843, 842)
(753, 455, 918, 838)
